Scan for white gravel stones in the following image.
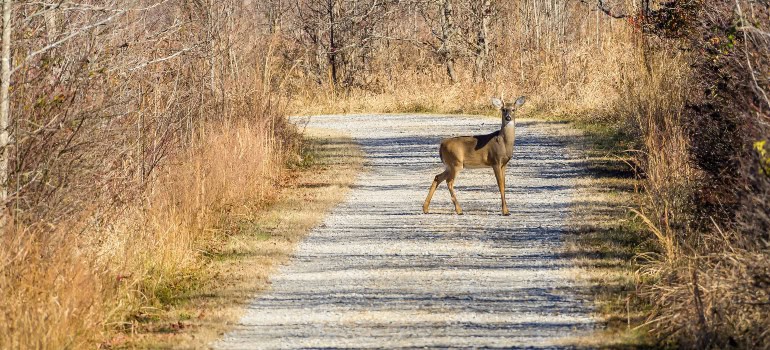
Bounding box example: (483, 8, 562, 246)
(214, 115, 596, 349)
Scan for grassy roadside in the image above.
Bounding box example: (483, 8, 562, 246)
(563, 120, 658, 349)
(113, 129, 364, 349)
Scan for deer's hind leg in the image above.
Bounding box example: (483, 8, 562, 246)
(423, 169, 449, 214)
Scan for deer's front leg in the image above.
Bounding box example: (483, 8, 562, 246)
(493, 165, 510, 216)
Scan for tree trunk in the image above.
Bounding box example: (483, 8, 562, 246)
(328, 0, 338, 86)
(445, 57, 457, 83)
(0, 0, 11, 210)
(439, 0, 457, 83)
(474, 0, 491, 82)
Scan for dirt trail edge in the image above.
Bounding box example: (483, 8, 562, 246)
(214, 115, 597, 349)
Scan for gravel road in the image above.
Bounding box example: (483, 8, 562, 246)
(214, 114, 596, 349)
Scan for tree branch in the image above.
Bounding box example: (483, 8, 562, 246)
(579, 0, 629, 19)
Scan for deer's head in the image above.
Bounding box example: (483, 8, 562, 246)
(491, 96, 526, 127)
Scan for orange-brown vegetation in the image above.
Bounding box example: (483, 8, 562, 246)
(1, 1, 297, 347)
(1, 0, 768, 348)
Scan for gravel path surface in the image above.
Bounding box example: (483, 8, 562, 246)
(214, 114, 596, 349)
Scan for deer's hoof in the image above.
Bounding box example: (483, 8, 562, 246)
(502, 210, 511, 216)
(422, 207, 430, 214)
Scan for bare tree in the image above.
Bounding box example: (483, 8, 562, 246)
(293, 0, 393, 88)
(436, 0, 458, 83)
(471, 0, 492, 81)
(408, 0, 497, 83)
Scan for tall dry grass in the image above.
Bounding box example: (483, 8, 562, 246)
(286, 13, 638, 119)
(289, 35, 638, 119)
(0, 1, 303, 347)
(615, 49, 696, 264)
(0, 118, 292, 348)
(610, 2, 770, 346)
(291, 43, 635, 119)
(4, 0, 766, 348)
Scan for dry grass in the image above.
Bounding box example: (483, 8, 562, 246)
(566, 48, 702, 348)
(0, 120, 293, 348)
(287, 28, 638, 120)
(588, 38, 769, 348)
(6, 1, 765, 347)
(614, 50, 695, 265)
(630, 2, 770, 347)
(109, 129, 364, 348)
(3, 3, 312, 348)
(558, 120, 657, 349)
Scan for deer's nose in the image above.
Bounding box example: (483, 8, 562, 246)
(505, 116, 512, 121)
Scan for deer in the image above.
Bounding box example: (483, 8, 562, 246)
(422, 96, 526, 216)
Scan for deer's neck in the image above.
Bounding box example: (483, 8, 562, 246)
(501, 121, 515, 141)
(499, 122, 516, 155)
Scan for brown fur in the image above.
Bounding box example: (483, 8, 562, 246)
(423, 96, 525, 215)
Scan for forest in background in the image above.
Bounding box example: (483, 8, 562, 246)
(0, 0, 768, 348)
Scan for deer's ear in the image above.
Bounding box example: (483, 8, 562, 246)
(514, 96, 526, 107)
(491, 97, 503, 109)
